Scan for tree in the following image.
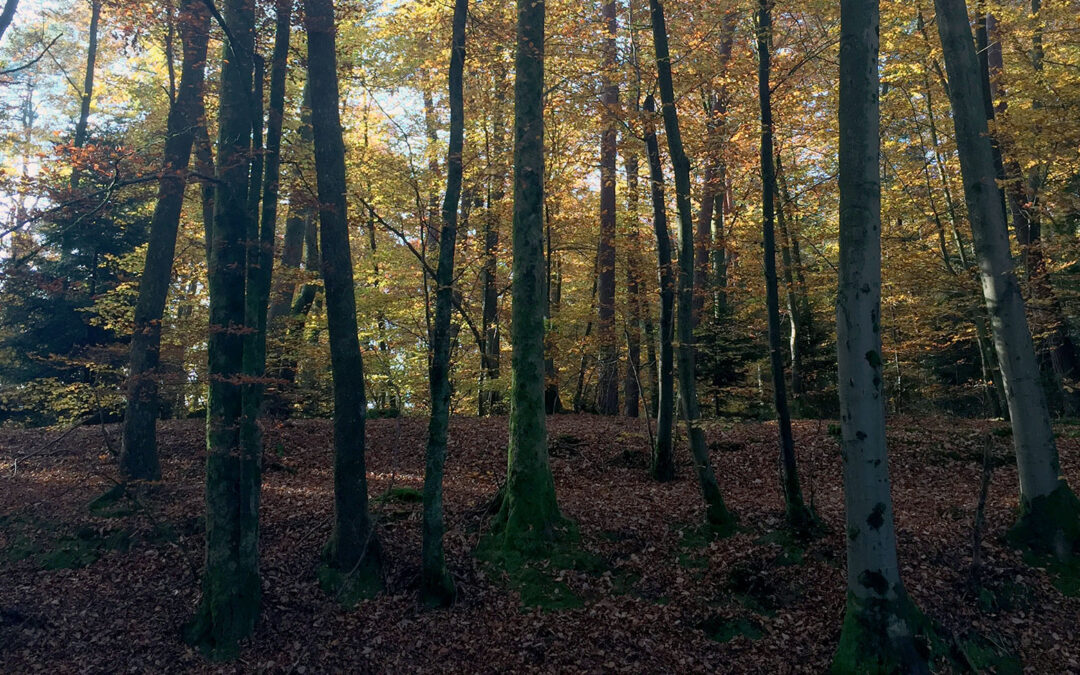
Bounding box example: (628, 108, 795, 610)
(305, 0, 383, 595)
(119, 0, 210, 482)
(421, 0, 467, 608)
(832, 0, 931, 669)
(67, 0, 100, 196)
(184, 0, 260, 657)
(489, 0, 564, 551)
(934, 0, 1080, 559)
(595, 0, 618, 416)
(756, 0, 814, 533)
(650, 0, 734, 533)
(642, 95, 674, 481)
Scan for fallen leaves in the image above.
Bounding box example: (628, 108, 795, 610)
(0, 414, 1077, 672)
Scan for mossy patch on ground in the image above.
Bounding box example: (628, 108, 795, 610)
(317, 563, 382, 607)
(2, 514, 134, 570)
(375, 486, 423, 504)
(957, 633, 1022, 675)
(698, 615, 764, 643)
(475, 521, 633, 611)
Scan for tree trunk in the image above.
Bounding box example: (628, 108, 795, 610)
(421, 0, 466, 608)
(595, 0, 619, 416)
(544, 202, 563, 413)
(305, 0, 382, 592)
(624, 149, 642, 418)
(833, 0, 930, 669)
(479, 69, 508, 416)
(120, 0, 210, 482)
(935, 0, 1079, 559)
(194, 118, 215, 264)
(491, 0, 563, 550)
(69, 0, 100, 194)
(983, 9, 1080, 416)
(775, 156, 803, 403)
(184, 0, 260, 657)
(643, 96, 674, 481)
(267, 85, 317, 403)
(757, 0, 813, 532)
(913, 30, 1007, 418)
(650, 0, 734, 533)
(0, 0, 19, 44)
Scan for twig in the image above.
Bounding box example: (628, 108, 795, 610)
(0, 33, 63, 77)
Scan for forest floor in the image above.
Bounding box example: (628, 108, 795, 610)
(1, 413, 1079, 673)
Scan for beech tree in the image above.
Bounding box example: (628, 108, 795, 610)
(832, 0, 931, 669)
(120, 0, 209, 482)
(642, 95, 675, 482)
(595, 0, 618, 416)
(650, 0, 734, 533)
(756, 0, 814, 533)
(421, 0, 467, 608)
(489, 0, 564, 551)
(305, 0, 383, 594)
(934, 0, 1080, 559)
(185, 0, 260, 656)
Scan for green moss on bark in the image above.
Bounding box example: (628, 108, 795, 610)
(420, 566, 457, 609)
(831, 591, 934, 674)
(320, 532, 383, 607)
(183, 567, 261, 661)
(1007, 483, 1080, 562)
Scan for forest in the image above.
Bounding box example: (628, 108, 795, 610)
(0, 0, 1079, 670)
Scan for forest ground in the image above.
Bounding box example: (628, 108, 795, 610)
(1, 414, 1079, 673)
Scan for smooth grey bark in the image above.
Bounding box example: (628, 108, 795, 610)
(305, 0, 382, 590)
(643, 96, 674, 481)
(120, 0, 210, 482)
(982, 8, 1080, 416)
(756, 0, 813, 532)
(595, 0, 619, 416)
(185, 0, 260, 657)
(490, 0, 564, 550)
(833, 0, 930, 669)
(421, 0, 466, 608)
(650, 0, 734, 533)
(912, 23, 1007, 417)
(935, 0, 1079, 559)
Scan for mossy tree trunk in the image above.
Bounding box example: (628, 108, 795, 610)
(650, 0, 734, 533)
(833, 0, 931, 669)
(756, 0, 814, 533)
(120, 0, 209, 482)
(935, 0, 1080, 560)
(421, 0, 466, 608)
(595, 0, 619, 417)
(492, 0, 564, 550)
(305, 0, 382, 589)
(186, 0, 260, 658)
(643, 96, 674, 482)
